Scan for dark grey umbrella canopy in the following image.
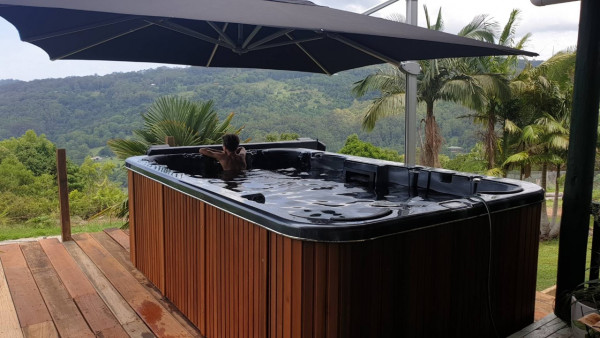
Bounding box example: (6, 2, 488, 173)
(0, 0, 537, 74)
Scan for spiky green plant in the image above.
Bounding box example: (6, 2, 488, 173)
(108, 96, 243, 159)
(107, 96, 243, 228)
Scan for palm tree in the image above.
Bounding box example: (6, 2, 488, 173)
(462, 9, 531, 171)
(108, 96, 243, 159)
(503, 114, 569, 239)
(502, 51, 575, 239)
(353, 6, 498, 168)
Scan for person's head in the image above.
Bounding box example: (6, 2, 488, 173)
(222, 134, 240, 153)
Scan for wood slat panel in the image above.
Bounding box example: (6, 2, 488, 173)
(199, 204, 269, 338)
(39, 238, 128, 337)
(20, 242, 95, 338)
(128, 170, 136, 265)
(283, 236, 292, 338)
(291, 240, 302, 338)
(62, 241, 156, 338)
(73, 233, 191, 337)
(0, 253, 22, 338)
(259, 227, 269, 338)
(164, 188, 205, 333)
(0, 244, 54, 331)
(131, 174, 165, 292)
(313, 243, 327, 337)
(326, 244, 340, 338)
(301, 241, 314, 337)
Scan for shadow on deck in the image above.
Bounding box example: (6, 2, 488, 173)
(0, 229, 201, 337)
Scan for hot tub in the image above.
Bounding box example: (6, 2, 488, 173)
(126, 139, 543, 337)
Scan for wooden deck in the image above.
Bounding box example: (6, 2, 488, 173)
(0, 228, 571, 337)
(0, 229, 201, 337)
(509, 314, 571, 337)
(511, 291, 572, 337)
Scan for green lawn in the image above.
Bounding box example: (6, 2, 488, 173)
(537, 233, 593, 291)
(0, 219, 126, 242)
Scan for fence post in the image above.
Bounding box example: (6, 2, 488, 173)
(56, 149, 71, 242)
(165, 136, 175, 147)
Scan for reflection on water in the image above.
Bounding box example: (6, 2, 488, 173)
(202, 168, 458, 223)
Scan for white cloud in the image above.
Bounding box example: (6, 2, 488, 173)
(0, 0, 581, 81)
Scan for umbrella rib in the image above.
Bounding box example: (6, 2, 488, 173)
(251, 36, 324, 51)
(206, 21, 237, 50)
(285, 33, 330, 75)
(52, 21, 154, 60)
(207, 23, 229, 67)
(242, 26, 262, 49)
(149, 20, 233, 49)
(23, 16, 142, 43)
(245, 28, 294, 51)
(328, 33, 400, 66)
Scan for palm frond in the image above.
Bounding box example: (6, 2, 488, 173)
(352, 67, 405, 97)
(361, 93, 405, 131)
(458, 14, 497, 43)
(108, 96, 240, 158)
(504, 119, 521, 134)
(499, 9, 519, 45)
(503, 151, 530, 167)
(486, 167, 504, 177)
(107, 139, 149, 159)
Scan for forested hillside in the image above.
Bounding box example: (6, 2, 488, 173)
(0, 65, 480, 163)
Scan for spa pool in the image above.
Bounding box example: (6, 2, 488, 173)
(126, 139, 544, 337)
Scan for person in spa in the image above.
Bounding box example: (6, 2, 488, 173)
(199, 133, 247, 172)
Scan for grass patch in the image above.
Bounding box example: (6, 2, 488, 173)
(0, 218, 126, 241)
(537, 238, 560, 290)
(537, 231, 593, 291)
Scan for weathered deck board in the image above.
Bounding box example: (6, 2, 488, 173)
(0, 231, 199, 338)
(39, 238, 128, 338)
(509, 313, 571, 337)
(22, 321, 58, 338)
(20, 242, 95, 338)
(104, 228, 130, 252)
(0, 254, 22, 338)
(73, 233, 193, 337)
(0, 244, 57, 336)
(62, 240, 155, 338)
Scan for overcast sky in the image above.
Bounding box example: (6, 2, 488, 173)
(0, 0, 581, 81)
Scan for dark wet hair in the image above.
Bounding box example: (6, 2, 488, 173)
(222, 134, 240, 152)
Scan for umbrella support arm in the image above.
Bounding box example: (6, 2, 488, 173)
(327, 33, 400, 66)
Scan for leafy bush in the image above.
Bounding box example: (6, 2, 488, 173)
(0, 131, 127, 227)
(443, 143, 487, 173)
(339, 134, 404, 162)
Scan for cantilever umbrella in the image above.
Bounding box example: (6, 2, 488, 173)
(0, 0, 537, 75)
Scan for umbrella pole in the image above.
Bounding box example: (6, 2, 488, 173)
(362, 0, 418, 166)
(405, 0, 418, 166)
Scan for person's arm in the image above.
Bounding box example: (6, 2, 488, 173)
(236, 146, 246, 156)
(199, 147, 223, 159)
